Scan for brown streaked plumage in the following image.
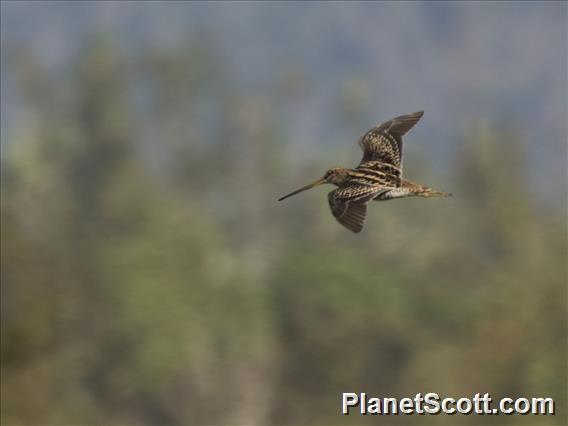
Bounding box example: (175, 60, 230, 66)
(278, 111, 451, 233)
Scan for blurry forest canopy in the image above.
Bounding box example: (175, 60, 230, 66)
(1, 37, 566, 425)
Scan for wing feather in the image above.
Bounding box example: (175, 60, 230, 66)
(328, 185, 383, 233)
(358, 111, 424, 168)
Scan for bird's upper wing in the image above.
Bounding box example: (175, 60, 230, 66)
(328, 185, 385, 233)
(358, 111, 424, 170)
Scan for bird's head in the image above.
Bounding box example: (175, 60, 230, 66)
(322, 167, 351, 185)
(278, 167, 350, 201)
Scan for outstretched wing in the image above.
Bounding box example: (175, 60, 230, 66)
(328, 185, 384, 233)
(358, 111, 424, 169)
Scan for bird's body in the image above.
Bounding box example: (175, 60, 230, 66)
(278, 111, 451, 233)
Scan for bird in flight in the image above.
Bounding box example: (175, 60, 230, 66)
(278, 111, 451, 233)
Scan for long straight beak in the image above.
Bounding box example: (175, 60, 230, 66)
(278, 178, 326, 201)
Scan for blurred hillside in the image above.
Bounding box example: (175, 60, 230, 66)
(1, 3, 567, 426)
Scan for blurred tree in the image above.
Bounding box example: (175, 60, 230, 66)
(1, 33, 565, 426)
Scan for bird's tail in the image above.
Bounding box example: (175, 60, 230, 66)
(425, 188, 452, 197)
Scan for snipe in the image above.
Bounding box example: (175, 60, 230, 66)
(278, 111, 451, 233)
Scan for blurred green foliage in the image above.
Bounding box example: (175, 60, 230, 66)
(1, 37, 566, 425)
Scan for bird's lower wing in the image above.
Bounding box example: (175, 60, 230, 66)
(328, 186, 384, 233)
(333, 202, 368, 233)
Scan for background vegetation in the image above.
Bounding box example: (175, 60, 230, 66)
(1, 2, 566, 425)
